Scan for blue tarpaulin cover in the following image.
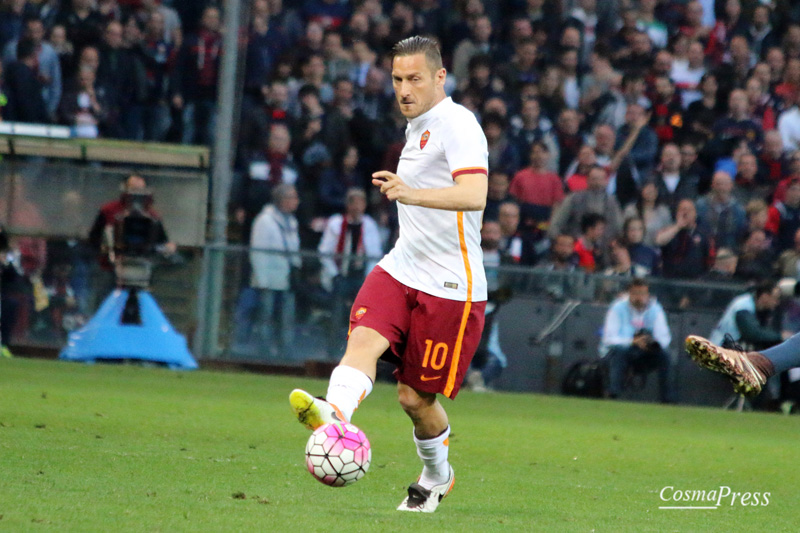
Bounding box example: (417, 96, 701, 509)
(60, 289, 198, 370)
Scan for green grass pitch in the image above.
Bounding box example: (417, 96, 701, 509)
(1, 357, 798, 532)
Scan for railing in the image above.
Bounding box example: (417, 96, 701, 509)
(193, 245, 749, 363)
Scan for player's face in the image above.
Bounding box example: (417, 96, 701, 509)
(391, 53, 446, 119)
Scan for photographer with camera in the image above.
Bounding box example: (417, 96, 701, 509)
(600, 277, 675, 403)
(88, 174, 175, 297)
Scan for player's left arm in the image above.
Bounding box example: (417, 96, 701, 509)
(371, 170, 487, 211)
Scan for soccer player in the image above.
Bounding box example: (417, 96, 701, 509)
(685, 332, 800, 397)
(289, 36, 488, 513)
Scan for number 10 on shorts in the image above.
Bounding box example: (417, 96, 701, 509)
(422, 339, 449, 369)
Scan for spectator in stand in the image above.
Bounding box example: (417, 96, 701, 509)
(621, 216, 661, 276)
(733, 152, 768, 205)
(509, 141, 564, 222)
(771, 154, 800, 204)
(747, 4, 778, 59)
(236, 122, 299, 241)
(734, 229, 775, 282)
(695, 170, 747, 251)
(0, 0, 30, 50)
(3, 16, 61, 120)
(705, 0, 747, 67)
(138, 11, 174, 142)
(554, 108, 584, 175)
(671, 40, 705, 109)
(484, 170, 512, 222)
(139, 0, 182, 46)
(510, 97, 558, 170)
(173, 5, 221, 145)
(615, 103, 658, 180)
(656, 198, 714, 279)
(563, 144, 597, 193)
(573, 213, 607, 273)
(759, 131, 788, 187)
(451, 14, 494, 84)
(614, 29, 654, 76)
(778, 91, 800, 153)
(623, 181, 673, 247)
(679, 1, 711, 42)
(318, 145, 368, 216)
(497, 201, 523, 264)
(234, 184, 301, 359)
(318, 188, 381, 341)
(745, 76, 775, 133)
(73, 44, 100, 77)
(483, 111, 521, 175)
(538, 234, 578, 271)
(56, 0, 104, 51)
(600, 277, 674, 403)
(649, 76, 683, 145)
(604, 238, 650, 278)
(265, 0, 303, 58)
(702, 247, 738, 281)
(711, 88, 763, 154)
(684, 73, 720, 144)
(650, 143, 699, 214)
(775, 56, 800, 107)
(98, 20, 147, 139)
(48, 24, 74, 80)
(59, 67, 110, 138)
(244, 14, 274, 103)
(497, 37, 540, 96)
(766, 179, 800, 253)
(3, 38, 49, 124)
(776, 228, 800, 278)
(549, 165, 623, 240)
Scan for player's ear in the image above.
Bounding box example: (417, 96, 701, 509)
(436, 67, 446, 86)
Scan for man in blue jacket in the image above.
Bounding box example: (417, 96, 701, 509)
(600, 277, 675, 403)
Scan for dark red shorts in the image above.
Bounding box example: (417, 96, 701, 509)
(348, 266, 486, 399)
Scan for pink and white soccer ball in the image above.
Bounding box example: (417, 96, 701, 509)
(305, 422, 371, 487)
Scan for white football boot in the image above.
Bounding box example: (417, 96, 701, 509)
(396, 465, 455, 513)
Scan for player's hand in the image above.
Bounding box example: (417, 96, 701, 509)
(372, 171, 416, 205)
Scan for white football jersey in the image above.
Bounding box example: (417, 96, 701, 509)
(378, 97, 488, 302)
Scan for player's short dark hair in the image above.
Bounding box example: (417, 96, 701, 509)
(392, 35, 443, 72)
(580, 213, 606, 233)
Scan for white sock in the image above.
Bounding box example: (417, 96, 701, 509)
(414, 425, 451, 489)
(325, 365, 373, 422)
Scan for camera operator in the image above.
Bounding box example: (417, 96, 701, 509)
(88, 174, 175, 296)
(600, 277, 675, 403)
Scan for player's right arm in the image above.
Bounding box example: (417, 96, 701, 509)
(371, 170, 487, 211)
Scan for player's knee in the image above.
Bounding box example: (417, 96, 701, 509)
(397, 384, 435, 415)
(343, 327, 389, 363)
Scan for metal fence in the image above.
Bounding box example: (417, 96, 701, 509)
(193, 245, 749, 364)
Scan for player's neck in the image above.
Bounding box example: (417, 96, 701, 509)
(410, 93, 448, 122)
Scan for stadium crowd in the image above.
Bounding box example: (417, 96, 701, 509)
(3, 0, 800, 281)
(5, 0, 800, 358)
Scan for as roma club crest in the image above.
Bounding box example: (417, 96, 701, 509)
(355, 307, 367, 321)
(420, 130, 430, 150)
